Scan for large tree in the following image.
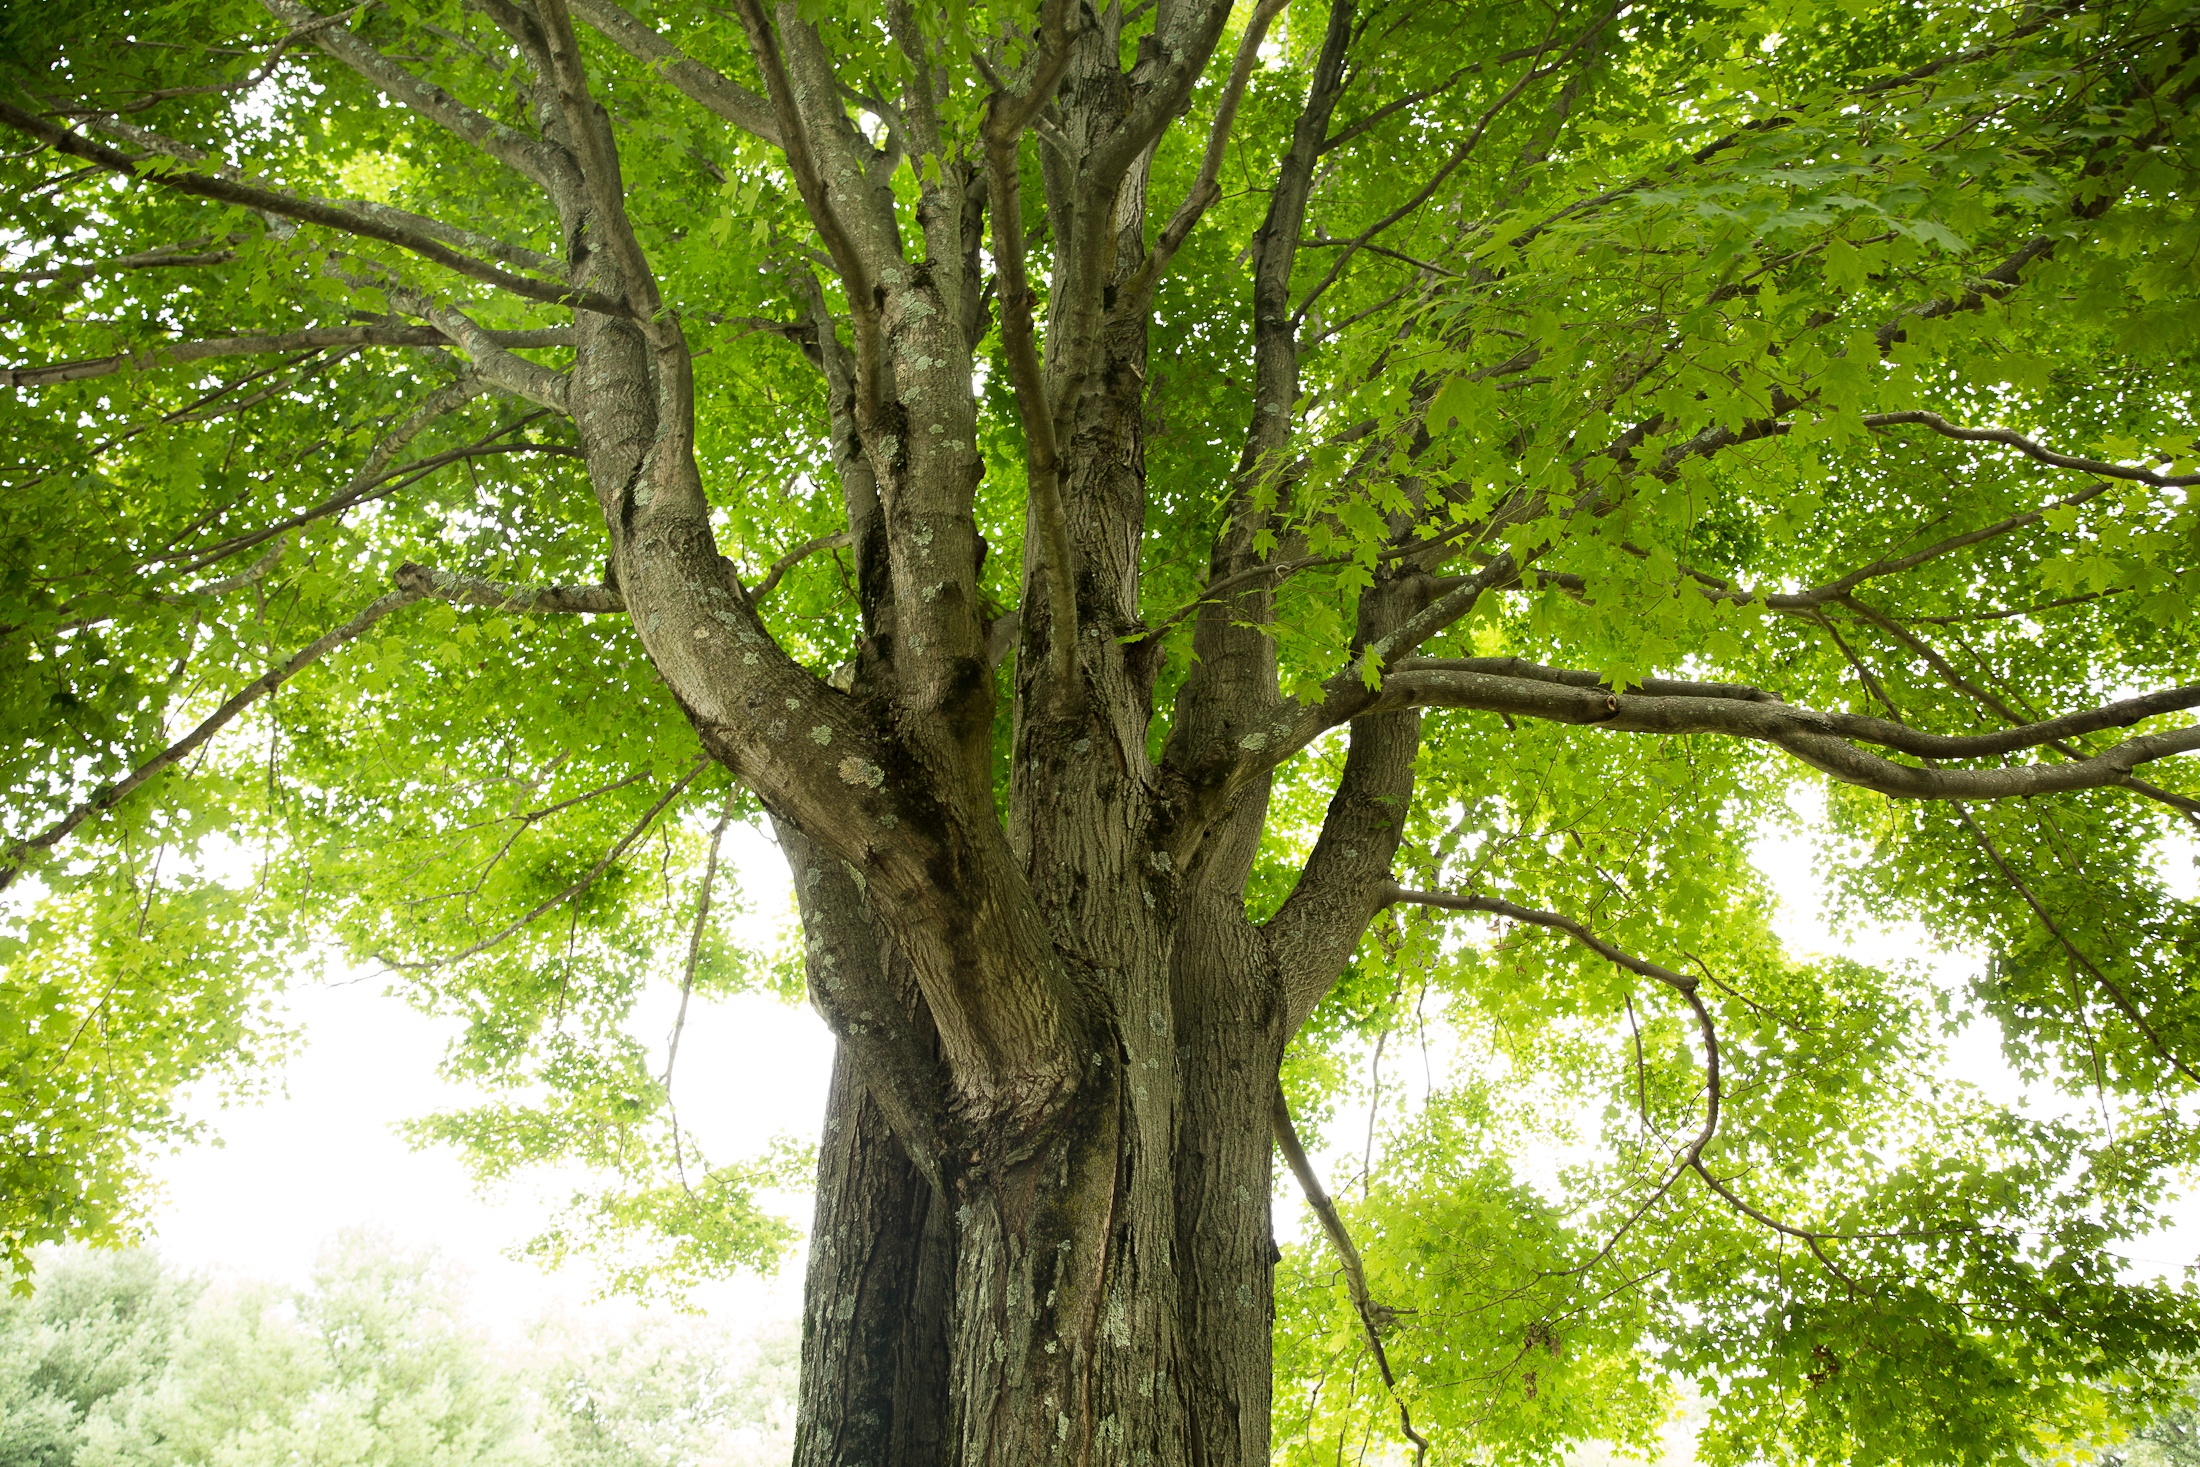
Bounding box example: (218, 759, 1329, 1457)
(6, 0, 2200, 1461)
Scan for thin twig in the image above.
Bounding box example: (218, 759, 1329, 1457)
(1273, 1088, 1430, 1466)
(665, 791, 739, 1193)
(749, 530, 853, 601)
(410, 761, 709, 971)
(1, 588, 426, 888)
(1955, 806, 2200, 1088)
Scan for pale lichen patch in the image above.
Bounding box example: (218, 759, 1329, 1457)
(838, 755, 886, 788)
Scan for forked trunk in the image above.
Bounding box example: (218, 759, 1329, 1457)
(762, 12, 1368, 1455)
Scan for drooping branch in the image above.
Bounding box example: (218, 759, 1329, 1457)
(1383, 884, 1862, 1281)
(176, 438, 570, 578)
(330, 197, 565, 277)
(41, 121, 558, 275)
(1834, 594, 2200, 824)
(1385, 885, 1702, 993)
(161, 382, 519, 574)
(1725, 475, 2123, 612)
(1317, 43, 1552, 155)
(177, 536, 291, 600)
(664, 791, 739, 1187)
(67, 1, 370, 116)
(1952, 806, 2200, 1087)
(409, 760, 709, 971)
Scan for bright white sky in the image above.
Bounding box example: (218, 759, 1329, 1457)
(137, 812, 2200, 1337)
(144, 823, 832, 1335)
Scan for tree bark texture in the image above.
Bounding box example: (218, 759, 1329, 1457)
(790, 890, 1290, 1467)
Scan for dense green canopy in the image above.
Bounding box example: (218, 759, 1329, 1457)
(4, 0, 2200, 1461)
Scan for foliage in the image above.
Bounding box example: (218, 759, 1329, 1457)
(0, 870, 291, 1294)
(3, 0, 2200, 1458)
(2102, 1388, 2200, 1467)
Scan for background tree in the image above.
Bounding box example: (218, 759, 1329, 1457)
(0, 1240, 800, 1467)
(4, 0, 2200, 1462)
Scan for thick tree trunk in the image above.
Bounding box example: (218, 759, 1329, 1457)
(790, 895, 1285, 1467)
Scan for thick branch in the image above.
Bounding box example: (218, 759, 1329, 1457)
(4, 324, 569, 389)
(981, 0, 1076, 140)
(1370, 664, 2200, 802)
(1159, 0, 1354, 831)
(0, 103, 627, 317)
(728, 0, 881, 400)
(379, 286, 575, 411)
(1267, 708, 1421, 1032)
(1398, 658, 2200, 759)
(983, 126, 1080, 706)
(775, 818, 951, 1183)
(393, 562, 625, 613)
(569, 0, 783, 146)
(538, 0, 668, 327)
